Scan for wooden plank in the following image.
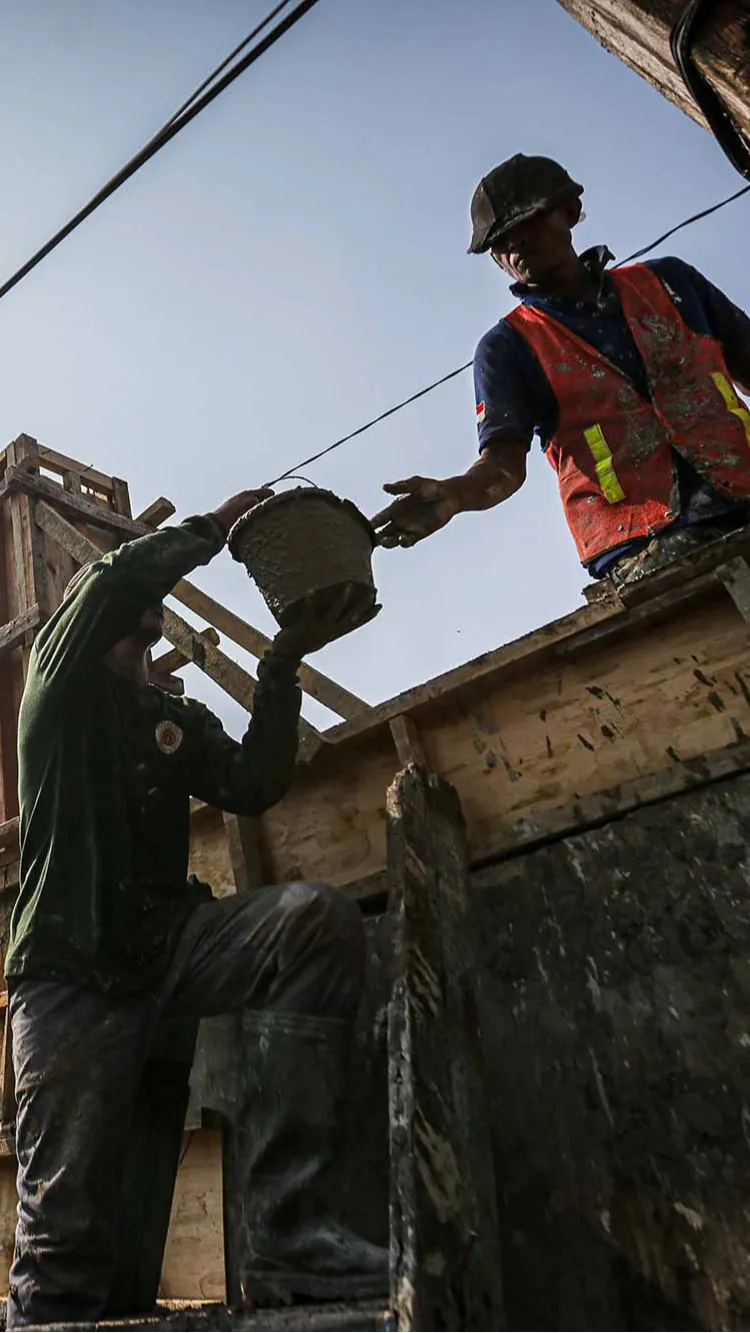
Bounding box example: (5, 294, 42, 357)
(387, 767, 504, 1331)
(153, 628, 221, 676)
(0, 605, 40, 656)
(111, 476, 133, 519)
(717, 558, 750, 623)
(36, 447, 116, 493)
(0, 439, 50, 823)
(260, 594, 750, 890)
(472, 733, 750, 871)
(556, 0, 750, 140)
(173, 578, 368, 721)
(189, 804, 237, 901)
(325, 600, 627, 748)
(3, 469, 149, 540)
(162, 609, 322, 750)
(136, 497, 176, 528)
(389, 715, 427, 769)
(0, 821, 18, 852)
(160, 1129, 225, 1302)
(221, 813, 268, 896)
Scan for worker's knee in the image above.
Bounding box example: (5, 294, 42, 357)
(281, 881, 365, 969)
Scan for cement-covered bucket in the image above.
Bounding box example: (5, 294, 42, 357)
(228, 486, 377, 628)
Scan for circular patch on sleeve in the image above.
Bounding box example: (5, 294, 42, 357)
(155, 720, 184, 755)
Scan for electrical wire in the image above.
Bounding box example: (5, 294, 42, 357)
(162, 0, 295, 130)
(0, 0, 321, 305)
(614, 183, 750, 267)
(268, 180, 750, 487)
(263, 362, 473, 488)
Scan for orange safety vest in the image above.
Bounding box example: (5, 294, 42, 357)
(504, 263, 750, 563)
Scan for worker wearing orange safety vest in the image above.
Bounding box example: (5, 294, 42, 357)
(373, 155, 750, 586)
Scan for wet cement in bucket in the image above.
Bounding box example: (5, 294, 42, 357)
(228, 487, 377, 628)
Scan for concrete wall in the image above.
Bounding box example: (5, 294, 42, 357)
(345, 771, 750, 1330)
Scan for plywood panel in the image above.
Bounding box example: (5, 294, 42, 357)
(0, 1137, 224, 1302)
(160, 1129, 224, 1302)
(260, 596, 750, 887)
(189, 806, 236, 899)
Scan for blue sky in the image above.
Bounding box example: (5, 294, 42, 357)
(2, 0, 748, 731)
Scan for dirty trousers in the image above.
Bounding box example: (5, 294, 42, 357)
(8, 882, 365, 1328)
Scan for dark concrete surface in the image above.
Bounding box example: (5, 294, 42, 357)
(336, 772, 750, 1330)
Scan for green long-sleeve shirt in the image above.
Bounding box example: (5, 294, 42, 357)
(5, 514, 302, 994)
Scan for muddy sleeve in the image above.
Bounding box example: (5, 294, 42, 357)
(186, 648, 302, 815)
(473, 321, 556, 452)
(30, 515, 226, 696)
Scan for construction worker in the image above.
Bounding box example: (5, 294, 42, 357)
(4, 490, 386, 1329)
(373, 153, 750, 585)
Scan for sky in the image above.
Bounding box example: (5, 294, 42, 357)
(2, 0, 749, 733)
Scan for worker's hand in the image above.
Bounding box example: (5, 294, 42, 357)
(371, 477, 462, 548)
(272, 584, 381, 660)
(212, 488, 274, 536)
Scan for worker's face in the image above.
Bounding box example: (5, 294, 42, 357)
(490, 200, 579, 286)
(137, 602, 165, 647)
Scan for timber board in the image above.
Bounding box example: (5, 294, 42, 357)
(261, 591, 750, 887)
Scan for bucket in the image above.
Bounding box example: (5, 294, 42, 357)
(228, 486, 377, 628)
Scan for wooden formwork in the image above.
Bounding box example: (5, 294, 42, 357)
(6, 433, 750, 1309)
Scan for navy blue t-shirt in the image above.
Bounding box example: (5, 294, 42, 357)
(473, 249, 750, 573)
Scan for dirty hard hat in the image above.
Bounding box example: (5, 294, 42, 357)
(467, 153, 583, 255)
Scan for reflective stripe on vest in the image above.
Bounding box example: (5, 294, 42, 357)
(583, 424, 626, 504)
(711, 372, 750, 446)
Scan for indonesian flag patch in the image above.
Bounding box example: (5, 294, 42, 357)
(475, 400, 486, 424)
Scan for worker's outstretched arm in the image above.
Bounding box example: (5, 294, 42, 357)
(30, 490, 269, 695)
(371, 438, 528, 548)
(188, 586, 380, 815)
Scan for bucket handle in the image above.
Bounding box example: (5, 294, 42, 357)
(259, 473, 318, 491)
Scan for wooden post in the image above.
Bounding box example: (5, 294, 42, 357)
(0, 437, 52, 822)
(556, 0, 750, 141)
(387, 766, 504, 1331)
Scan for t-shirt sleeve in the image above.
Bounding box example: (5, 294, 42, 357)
(472, 321, 552, 453)
(651, 257, 750, 377)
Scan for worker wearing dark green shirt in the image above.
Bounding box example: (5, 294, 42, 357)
(5, 488, 386, 1329)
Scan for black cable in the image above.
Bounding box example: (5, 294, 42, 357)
(614, 182, 750, 266)
(0, 0, 321, 304)
(670, 0, 750, 182)
(263, 361, 473, 487)
(268, 180, 750, 486)
(162, 0, 294, 130)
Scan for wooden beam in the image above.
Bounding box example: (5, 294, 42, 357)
(37, 447, 116, 494)
(172, 578, 368, 721)
(0, 605, 40, 656)
(4, 469, 149, 541)
(152, 627, 220, 675)
(387, 767, 504, 1331)
(136, 497, 176, 528)
(389, 715, 427, 769)
(0, 818, 19, 850)
(717, 557, 750, 623)
(556, 0, 750, 140)
(325, 538, 750, 752)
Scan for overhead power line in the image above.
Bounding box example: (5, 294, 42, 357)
(0, 0, 321, 304)
(267, 181, 750, 487)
